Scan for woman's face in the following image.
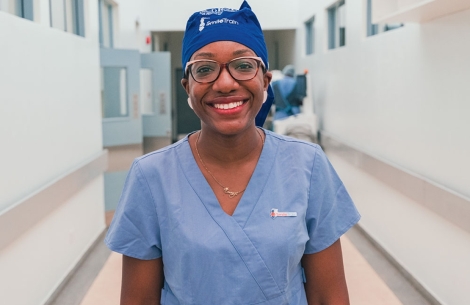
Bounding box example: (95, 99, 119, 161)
(181, 41, 272, 136)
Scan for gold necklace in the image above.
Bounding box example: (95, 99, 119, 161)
(195, 129, 265, 198)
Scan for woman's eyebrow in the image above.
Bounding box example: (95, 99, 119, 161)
(233, 49, 254, 56)
(193, 52, 215, 59)
(193, 49, 254, 60)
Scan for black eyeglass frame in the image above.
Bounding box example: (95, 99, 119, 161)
(184, 56, 266, 84)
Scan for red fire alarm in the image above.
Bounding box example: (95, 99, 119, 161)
(146, 36, 151, 45)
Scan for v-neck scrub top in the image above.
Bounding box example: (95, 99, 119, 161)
(105, 129, 360, 305)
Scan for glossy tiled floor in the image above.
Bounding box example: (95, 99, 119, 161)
(79, 251, 121, 305)
(342, 236, 403, 305)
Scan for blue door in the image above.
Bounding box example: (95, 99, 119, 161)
(100, 48, 142, 147)
(100, 48, 142, 222)
(140, 52, 172, 142)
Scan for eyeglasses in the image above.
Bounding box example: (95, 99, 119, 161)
(185, 56, 265, 84)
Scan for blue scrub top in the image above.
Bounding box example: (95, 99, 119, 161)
(105, 129, 360, 305)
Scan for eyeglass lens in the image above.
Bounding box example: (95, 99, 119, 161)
(190, 58, 260, 83)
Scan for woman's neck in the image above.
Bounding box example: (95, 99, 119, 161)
(192, 126, 264, 165)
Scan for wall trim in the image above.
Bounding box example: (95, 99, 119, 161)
(43, 228, 110, 305)
(320, 131, 470, 235)
(0, 150, 108, 250)
(354, 224, 443, 305)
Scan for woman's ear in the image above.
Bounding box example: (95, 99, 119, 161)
(182, 78, 195, 110)
(187, 97, 194, 109)
(263, 71, 272, 91)
(181, 78, 190, 95)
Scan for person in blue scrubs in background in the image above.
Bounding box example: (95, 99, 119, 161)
(105, 1, 360, 304)
(273, 65, 301, 120)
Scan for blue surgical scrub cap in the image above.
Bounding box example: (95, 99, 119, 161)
(182, 0, 274, 127)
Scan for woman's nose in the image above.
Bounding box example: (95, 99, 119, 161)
(212, 66, 239, 93)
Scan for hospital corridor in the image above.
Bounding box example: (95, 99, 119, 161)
(1, 0, 469, 304)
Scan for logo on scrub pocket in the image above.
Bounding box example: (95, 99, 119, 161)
(271, 208, 298, 219)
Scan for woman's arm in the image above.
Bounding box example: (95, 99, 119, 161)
(121, 255, 164, 305)
(302, 239, 350, 305)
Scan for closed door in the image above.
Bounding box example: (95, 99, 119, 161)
(141, 52, 172, 139)
(100, 48, 142, 147)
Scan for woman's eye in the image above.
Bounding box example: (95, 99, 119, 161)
(233, 60, 256, 71)
(194, 64, 216, 75)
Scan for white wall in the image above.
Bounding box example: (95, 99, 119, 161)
(113, 0, 143, 50)
(0, 177, 105, 305)
(0, 10, 103, 212)
(295, 1, 470, 304)
(296, 1, 470, 199)
(115, 0, 299, 52)
(0, 2, 105, 303)
(328, 151, 470, 305)
(136, 0, 299, 31)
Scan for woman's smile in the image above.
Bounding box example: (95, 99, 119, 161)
(213, 101, 245, 110)
(208, 95, 249, 115)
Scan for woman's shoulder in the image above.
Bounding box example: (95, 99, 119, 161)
(264, 129, 326, 171)
(265, 129, 321, 152)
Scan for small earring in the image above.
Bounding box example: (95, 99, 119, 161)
(187, 97, 193, 109)
(263, 91, 268, 103)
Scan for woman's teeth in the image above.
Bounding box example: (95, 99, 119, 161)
(213, 101, 243, 109)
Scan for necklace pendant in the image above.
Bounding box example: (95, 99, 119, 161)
(224, 187, 238, 198)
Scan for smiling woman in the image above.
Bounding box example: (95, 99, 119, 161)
(104, 1, 360, 305)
